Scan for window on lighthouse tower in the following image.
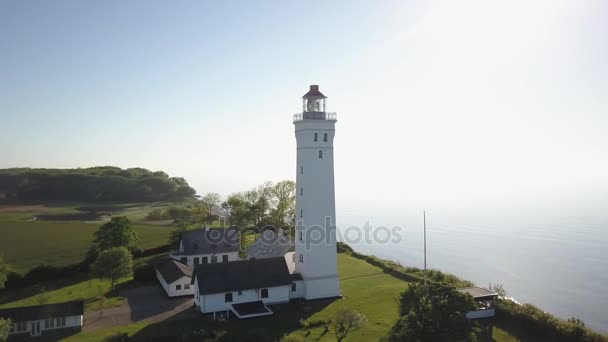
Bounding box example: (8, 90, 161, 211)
(324, 133, 328, 142)
(319, 150, 323, 158)
(314, 133, 318, 141)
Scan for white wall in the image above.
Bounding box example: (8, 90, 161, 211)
(289, 280, 305, 299)
(303, 276, 341, 300)
(171, 251, 240, 268)
(195, 284, 290, 314)
(8, 315, 83, 336)
(156, 270, 194, 297)
(294, 118, 341, 299)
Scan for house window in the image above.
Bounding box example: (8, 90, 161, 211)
(318, 150, 323, 158)
(45, 319, 49, 329)
(314, 133, 318, 141)
(299, 254, 304, 262)
(225, 293, 233, 303)
(261, 289, 268, 298)
(194, 257, 200, 265)
(202, 256, 208, 264)
(61, 317, 66, 327)
(324, 133, 328, 142)
(238, 290, 243, 296)
(211, 255, 218, 263)
(222, 255, 228, 262)
(49, 319, 55, 328)
(56, 318, 61, 327)
(292, 283, 297, 292)
(176, 284, 182, 290)
(9, 323, 13, 333)
(300, 165, 303, 174)
(184, 284, 191, 290)
(16, 322, 26, 332)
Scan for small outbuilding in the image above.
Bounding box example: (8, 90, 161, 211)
(0, 301, 84, 338)
(458, 287, 498, 319)
(156, 259, 194, 297)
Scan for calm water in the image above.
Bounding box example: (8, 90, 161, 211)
(338, 205, 608, 332)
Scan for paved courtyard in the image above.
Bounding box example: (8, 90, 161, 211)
(84, 285, 198, 331)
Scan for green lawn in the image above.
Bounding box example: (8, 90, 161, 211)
(0, 220, 174, 272)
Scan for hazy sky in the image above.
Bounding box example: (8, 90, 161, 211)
(2, 0, 607, 218)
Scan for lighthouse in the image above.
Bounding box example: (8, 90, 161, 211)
(294, 85, 341, 300)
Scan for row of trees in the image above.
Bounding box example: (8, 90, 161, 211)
(221, 180, 296, 228)
(0, 167, 196, 202)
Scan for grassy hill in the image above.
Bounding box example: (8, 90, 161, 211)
(0, 203, 177, 272)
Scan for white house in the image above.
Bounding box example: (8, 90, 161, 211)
(192, 257, 303, 319)
(156, 259, 194, 297)
(170, 227, 241, 268)
(458, 287, 499, 319)
(293, 85, 341, 300)
(0, 301, 84, 338)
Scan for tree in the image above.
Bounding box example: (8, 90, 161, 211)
(0, 318, 11, 342)
(200, 193, 221, 225)
(489, 283, 507, 297)
(91, 247, 133, 291)
(389, 282, 478, 342)
(331, 307, 367, 342)
(270, 180, 296, 229)
(0, 257, 9, 342)
(222, 193, 253, 228)
(92, 216, 138, 251)
(0, 255, 11, 289)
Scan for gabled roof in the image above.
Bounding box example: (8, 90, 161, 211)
(179, 227, 240, 255)
(0, 301, 84, 322)
(246, 230, 294, 259)
(156, 259, 192, 284)
(193, 257, 292, 295)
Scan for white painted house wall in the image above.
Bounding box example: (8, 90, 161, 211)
(294, 106, 341, 300)
(194, 277, 290, 314)
(8, 315, 83, 337)
(156, 270, 194, 297)
(171, 251, 240, 268)
(466, 308, 496, 319)
(289, 280, 305, 299)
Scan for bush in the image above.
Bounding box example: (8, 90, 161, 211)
(337, 242, 353, 253)
(496, 299, 608, 342)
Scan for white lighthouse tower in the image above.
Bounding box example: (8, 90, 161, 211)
(294, 85, 341, 300)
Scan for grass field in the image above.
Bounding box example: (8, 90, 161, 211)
(0, 202, 178, 272)
(58, 253, 522, 342)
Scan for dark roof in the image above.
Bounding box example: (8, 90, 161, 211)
(289, 273, 303, 281)
(178, 227, 240, 255)
(458, 287, 498, 299)
(232, 301, 271, 316)
(193, 257, 292, 295)
(246, 230, 294, 259)
(156, 259, 192, 284)
(303, 85, 326, 98)
(0, 301, 84, 322)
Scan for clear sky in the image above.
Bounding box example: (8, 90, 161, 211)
(2, 0, 607, 219)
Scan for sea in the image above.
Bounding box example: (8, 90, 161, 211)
(337, 201, 608, 332)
